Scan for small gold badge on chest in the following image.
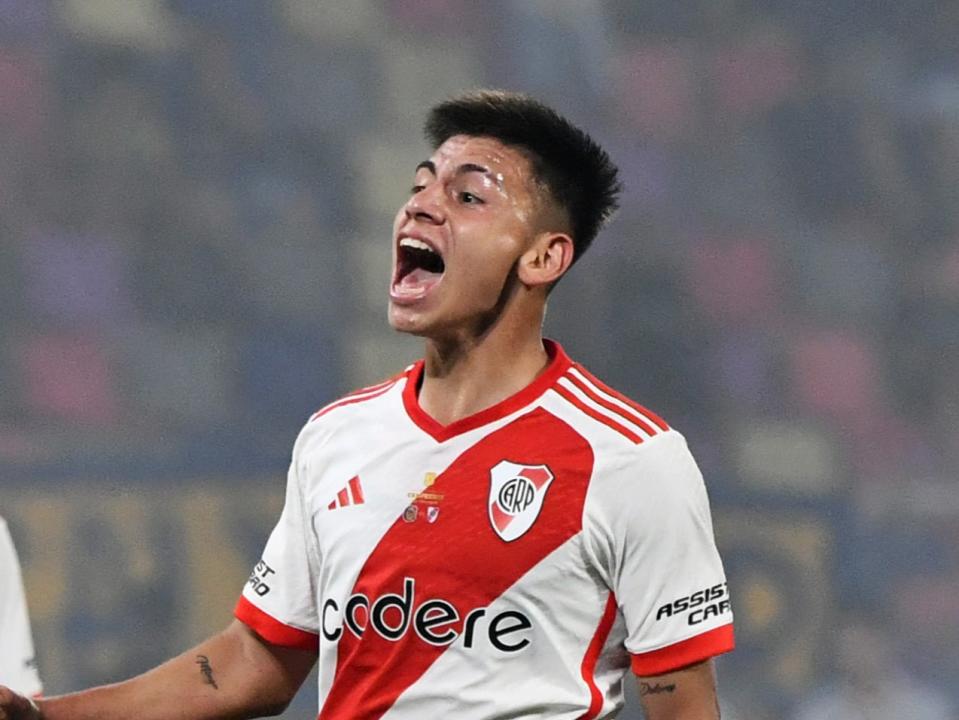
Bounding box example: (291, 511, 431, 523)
(403, 472, 444, 524)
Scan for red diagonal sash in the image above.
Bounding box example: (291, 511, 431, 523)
(319, 408, 594, 718)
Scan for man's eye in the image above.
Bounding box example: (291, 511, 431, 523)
(459, 191, 483, 204)
(410, 184, 425, 194)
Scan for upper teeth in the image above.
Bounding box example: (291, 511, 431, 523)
(400, 238, 436, 253)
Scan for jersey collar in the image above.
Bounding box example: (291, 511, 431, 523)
(402, 339, 572, 443)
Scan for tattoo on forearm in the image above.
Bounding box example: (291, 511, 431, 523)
(196, 655, 219, 690)
(640, 681, 676, 696)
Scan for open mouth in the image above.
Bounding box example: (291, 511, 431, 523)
(392, 237, 446, 300)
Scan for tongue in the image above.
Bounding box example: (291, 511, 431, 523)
(394, 266, 443, 298)
(401, 267, 442, 287)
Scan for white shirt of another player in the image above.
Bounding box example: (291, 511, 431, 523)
(0, 516, 43, 697)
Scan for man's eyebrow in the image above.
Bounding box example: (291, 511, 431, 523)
(456, 163, 505, 190)
(455, 162, 495, 180)
(414, 161, 502, 187)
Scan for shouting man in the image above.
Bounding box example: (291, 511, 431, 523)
(0, 90, 734, 720)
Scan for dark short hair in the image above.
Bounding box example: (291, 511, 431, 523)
(424, 90, 621, 265)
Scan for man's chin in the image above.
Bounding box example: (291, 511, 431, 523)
(388, 303, 435, 337)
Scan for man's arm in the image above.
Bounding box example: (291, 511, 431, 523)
(0, 620, 316, 720)
(636, 659, 720, 720)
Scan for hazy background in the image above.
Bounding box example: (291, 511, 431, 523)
(1, 1, 957, 718)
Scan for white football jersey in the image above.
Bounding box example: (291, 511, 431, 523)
(237, 341, 733, 719)
(0, 516, 42, 697)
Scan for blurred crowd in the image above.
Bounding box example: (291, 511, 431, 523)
(0, 1, 957, 717)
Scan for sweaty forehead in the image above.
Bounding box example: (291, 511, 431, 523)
(430, 135, 535, 183)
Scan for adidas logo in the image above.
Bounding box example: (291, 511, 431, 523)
(328, 476, 365, 510)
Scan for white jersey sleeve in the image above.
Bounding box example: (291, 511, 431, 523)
(586, 431, 734, 676)
(235, 447, 321, 651)
(0, 517, 43, 697)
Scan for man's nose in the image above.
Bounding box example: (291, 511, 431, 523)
(404, 184, 444, 224)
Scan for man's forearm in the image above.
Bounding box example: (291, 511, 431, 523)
(637, 659, 721, 720)
(36, 621, 313, 720)
(37, 655, 252, 720)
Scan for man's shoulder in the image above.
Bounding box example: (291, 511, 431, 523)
(548, 360, 673, 452)
(549, 361, 708, 499)
(288, 368, 413, 463)
(301, 367, 412, 430)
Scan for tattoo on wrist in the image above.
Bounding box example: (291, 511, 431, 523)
(640, 681, 676, 696)
(196, 655, 219, 690)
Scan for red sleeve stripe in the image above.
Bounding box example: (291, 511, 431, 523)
(579, 593, 619, 719)
(630, 624, 734, 676)
(310, 369, 409, 420)
(572, 365, 670, 432)
(234, 595, 320, 652)
(310, 380, 398, 421)
(321, 377, 394, 406)
(552, 384, 644, 444)
(347, 372, 407, 398)
(557, 378, 653, 440)
(564, 371, 658, 437)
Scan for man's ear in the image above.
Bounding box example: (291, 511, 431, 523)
(517, 232, 575, 288)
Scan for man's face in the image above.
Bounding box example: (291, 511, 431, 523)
(388, 135, 544, 338)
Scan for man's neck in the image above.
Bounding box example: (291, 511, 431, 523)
(417, 326, 550, 427)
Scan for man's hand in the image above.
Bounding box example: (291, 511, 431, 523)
(0, 687, 41, 720)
